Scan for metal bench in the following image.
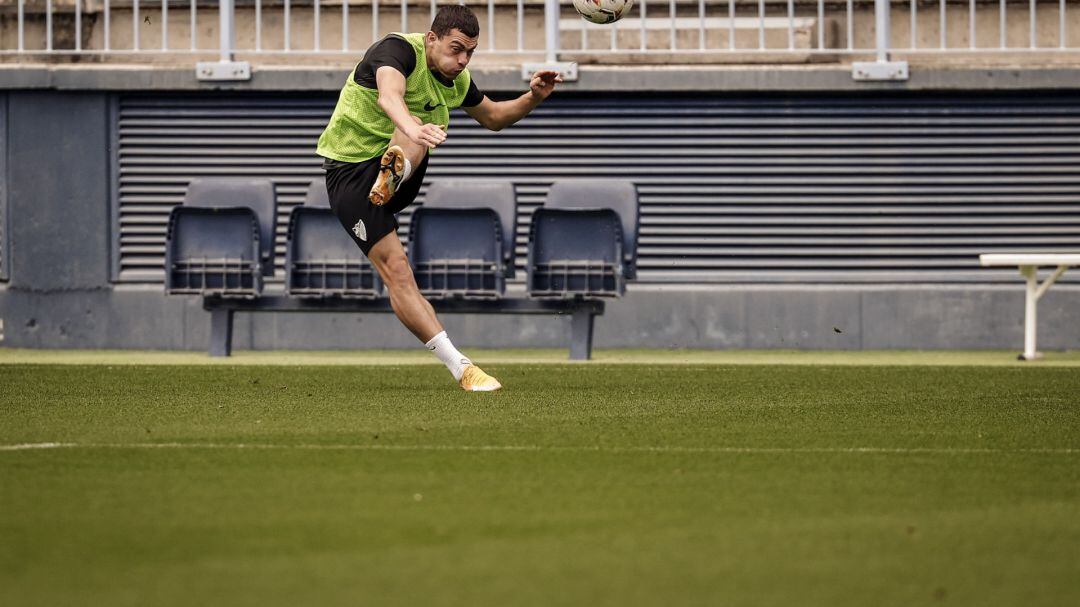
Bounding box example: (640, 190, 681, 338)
(979, 253, 1080, 360)
(194, 179, 620, 361)
(202, 295, 604, 360)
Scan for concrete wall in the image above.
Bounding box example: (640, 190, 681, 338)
(0, 94, 8, 283)
(6, 93, 111, 292)
(2, 283, 1078, 351)
(0, 84, 1077, 352)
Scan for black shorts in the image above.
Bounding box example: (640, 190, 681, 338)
(323, 154, 429, 256)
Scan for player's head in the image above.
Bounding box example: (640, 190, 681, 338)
(425, 5, 480, 79)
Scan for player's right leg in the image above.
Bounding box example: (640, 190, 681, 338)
(369, 116, 431, 206)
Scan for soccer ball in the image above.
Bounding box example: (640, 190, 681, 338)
(573, 0, 634, 25)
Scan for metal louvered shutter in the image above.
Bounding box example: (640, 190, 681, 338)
(115, 91, 1080, 284)
(116, 95, 330, 281)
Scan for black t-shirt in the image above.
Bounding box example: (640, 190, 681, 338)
(353, 35, 485, 108)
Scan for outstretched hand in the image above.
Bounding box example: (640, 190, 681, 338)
(529, 70, 563, 100)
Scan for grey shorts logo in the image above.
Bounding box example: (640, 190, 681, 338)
(352, 219, 367, 241)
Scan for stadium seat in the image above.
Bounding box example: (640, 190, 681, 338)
(408, 206, 505, 298)
(526, 180, 638, 298)
(423, 180, 518, 278)
(542, 179, 639, 279)
(183, 178, 278, 276)
(285, 180, 382, 298)
(527, 208, 625, 298)
(304, 177, 331, 208)
(165, 206, 263, 297)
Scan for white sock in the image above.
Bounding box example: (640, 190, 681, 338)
(401, 158, 414, 183)
(425, 331, 471, 381)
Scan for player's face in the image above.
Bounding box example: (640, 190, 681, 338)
(426, 29, 478, 79)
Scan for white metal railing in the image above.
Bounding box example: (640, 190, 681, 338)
(244, 0, 548, 56)
(0, 1, 1077, 65)
(559, 0, 1079, 56)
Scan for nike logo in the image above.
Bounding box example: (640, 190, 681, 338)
(423, 101, 444, 112)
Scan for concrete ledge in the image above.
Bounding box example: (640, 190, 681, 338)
(2, 285, 1077, 350)
(2, 63, 1080, 92)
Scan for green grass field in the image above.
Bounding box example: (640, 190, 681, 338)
(2, 351, 1079, 606)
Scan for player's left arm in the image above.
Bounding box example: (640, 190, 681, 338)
(464, 70, 563, 132)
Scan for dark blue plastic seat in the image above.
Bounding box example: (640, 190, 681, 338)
(542, 179, 639, 279)
(527, 208, 624, 298)
(286, 180, 382, 298)
(183, 178, 277, 276)
(423, 180, 517, 278)
(286, 208, 382, 298)
(408, 207, 504, 298)
(527, 180, 638, 298)
(304, 177, 331, 208)
(405, 180, 516, 298)
(165, 207, 263, 297)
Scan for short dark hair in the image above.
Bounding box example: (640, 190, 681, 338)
(430, 4, 480, 38)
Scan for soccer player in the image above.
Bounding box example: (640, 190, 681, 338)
(316, 4, 562, 392)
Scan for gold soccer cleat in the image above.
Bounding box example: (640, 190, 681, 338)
(369, 145, 405, 206)
(459, 364, 502, 392)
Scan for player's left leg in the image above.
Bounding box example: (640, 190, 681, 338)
(366, 232, 503, 392)
(370, 116, 430, 206)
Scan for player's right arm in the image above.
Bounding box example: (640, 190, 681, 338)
(375, 66, 446, 149)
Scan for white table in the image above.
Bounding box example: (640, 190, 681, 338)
(979, 254, 1080, 360)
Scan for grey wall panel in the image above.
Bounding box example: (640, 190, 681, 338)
(9, 92, 111, 290)
(0, 93, 7, 281)
(1, 284, 1077, 350)
(115, 91, 1080, 284)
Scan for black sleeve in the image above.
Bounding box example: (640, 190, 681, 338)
(353, 35, 417, 88)
(460, 79, 486, 108)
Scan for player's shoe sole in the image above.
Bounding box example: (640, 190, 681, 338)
(459, 364, 502, 392)
(369, 145, 405, 206)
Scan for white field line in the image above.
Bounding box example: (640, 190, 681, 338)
(0, 442, 74, 451)
(1, 443, 1078, 455)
